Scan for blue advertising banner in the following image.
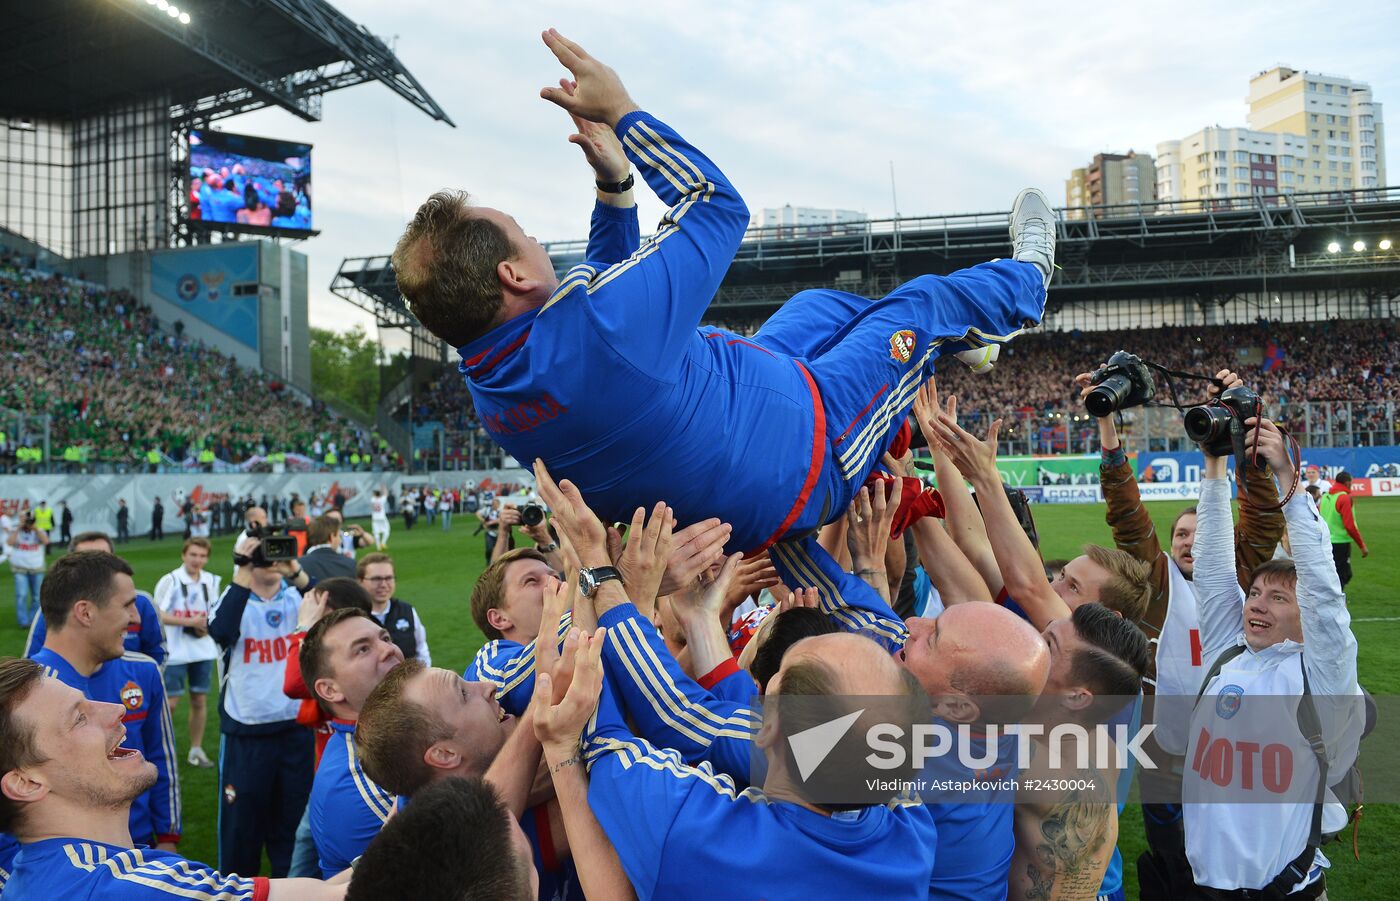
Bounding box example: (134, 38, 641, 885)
(149, 245, 260, 349)
(1135, 446, 1400, 483)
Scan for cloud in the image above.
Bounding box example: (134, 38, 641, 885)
(218, 0, 1399, 337)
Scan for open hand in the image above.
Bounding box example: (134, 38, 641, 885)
(533, 627, 606, 757)
(534, 459, 608, 565)
(846, 480, 902, 567)
(1243, 417, 1294, 485)
(613, 502, 675, 618)
(922, 400, 1002, 484)
(554, 78, 630, 182)
(539, 29, 639, 127)
(659, 518, 732, 596)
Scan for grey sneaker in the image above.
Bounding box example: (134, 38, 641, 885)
(188, 746, 214, 768)
(1009, 188, 1056, 287)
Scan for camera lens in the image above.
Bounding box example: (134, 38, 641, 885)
(521, 504, 544, 527)
(1085, 373, 1133, 418)
(1183, 405, 1229, 443)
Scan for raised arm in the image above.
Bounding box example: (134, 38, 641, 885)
(913, 378, 1005, 599)
(924, 407, 1068, 631)
(539, 32, 749, 375)
(1191, 454, 1245, 667)
(534, 628, 638, 901)
(908, 517, 993, 606)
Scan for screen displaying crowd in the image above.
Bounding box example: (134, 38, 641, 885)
(188, 130, 313, 232)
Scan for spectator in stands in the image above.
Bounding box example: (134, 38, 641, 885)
(153, 537, 223, 769)
(356, 552, 431, 664)
(299, 515, 356, 581)
(25, 532, 167, 666)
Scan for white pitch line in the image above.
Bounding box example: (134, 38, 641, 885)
(1352, 616, 1400, 622)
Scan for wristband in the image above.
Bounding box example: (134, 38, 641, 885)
(536, 542, 559, 554)
(595, 173, 634, 194)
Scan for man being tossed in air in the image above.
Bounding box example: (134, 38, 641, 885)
(393, 30, 1055, 560)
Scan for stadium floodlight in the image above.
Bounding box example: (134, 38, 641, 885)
(1353, 240, 1366, 252)
(1327, 241, 1341, 253)
(1382, 239, 1393, 251)
(167, 5, 180, 17)
(179, 11, 190, 23)
(155, 0, 168, 9)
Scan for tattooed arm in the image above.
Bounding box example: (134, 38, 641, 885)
(1008, 742, 1119, 901)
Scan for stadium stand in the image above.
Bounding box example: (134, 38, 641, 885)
(1, 250, 394, 473)
(406, 316, 1398, 461)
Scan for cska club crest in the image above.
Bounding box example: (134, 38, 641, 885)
(121, 680, 145, 711)
(889, 330, 916, 364)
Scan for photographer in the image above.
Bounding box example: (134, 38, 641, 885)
(491, 501, 562, 569)
(207, 533, 317, 878)
(298, 515, 357, 581)
(1183, 395, 1362, 898)
(1075, 362, 1284, 901)
(7, 511, 48, 628)
(153, 537, 223, 769)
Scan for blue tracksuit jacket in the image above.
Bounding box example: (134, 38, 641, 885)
(459, 110, 1046, 553)
(583, 672, 937, 900)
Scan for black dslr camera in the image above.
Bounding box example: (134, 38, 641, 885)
(1084, 351, 1156, 418)
(1183, 385, 1264, 460)
(520, 502, 547, 527)
(241, 523, 299, 567)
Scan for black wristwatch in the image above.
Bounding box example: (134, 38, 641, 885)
(595, 173, 634, 194)
(578, 566, 623, 598)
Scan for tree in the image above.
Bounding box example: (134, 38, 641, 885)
(310, 325, 393, 419)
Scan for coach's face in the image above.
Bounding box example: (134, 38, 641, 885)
(3, 678, 157, 816)
(406, 668, 513, 778)
(476, 207, 559, 295)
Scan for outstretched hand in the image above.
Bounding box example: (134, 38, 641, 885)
(539, 29, 639, 127)
(659, 518, 732, 596)
(553, 78, 631, 182)
(534, 459, 609, 566)
(534, 627, 607, 757)
(922, 397, 1002, 484)
(611, 502, 675, 618)
(1243, 417, 1294, 486)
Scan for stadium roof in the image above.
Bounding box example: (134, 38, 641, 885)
(0, 0, 453, 125)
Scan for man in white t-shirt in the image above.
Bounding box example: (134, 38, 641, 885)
(369, 489, 390, 549)
(152, 536, 223, 768)
(0, 509, 15, 565)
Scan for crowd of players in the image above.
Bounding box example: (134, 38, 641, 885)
(0, 253, 389, 471)
(0, 375, 1368, 898)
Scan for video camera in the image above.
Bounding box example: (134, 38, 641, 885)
(1183, 384, 1264, 461)
(1084, 351, 1156, 418)
(239, 523, 300, 567)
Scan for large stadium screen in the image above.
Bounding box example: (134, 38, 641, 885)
(187, 130, 313, 234)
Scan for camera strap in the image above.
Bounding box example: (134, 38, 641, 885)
(1137, 362, 1225, 413)
(1135, 361, 1301, 513)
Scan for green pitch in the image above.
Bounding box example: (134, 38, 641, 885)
(6, 499, 1398, 896)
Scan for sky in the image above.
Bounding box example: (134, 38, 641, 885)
(220, 0, 1400, 347)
